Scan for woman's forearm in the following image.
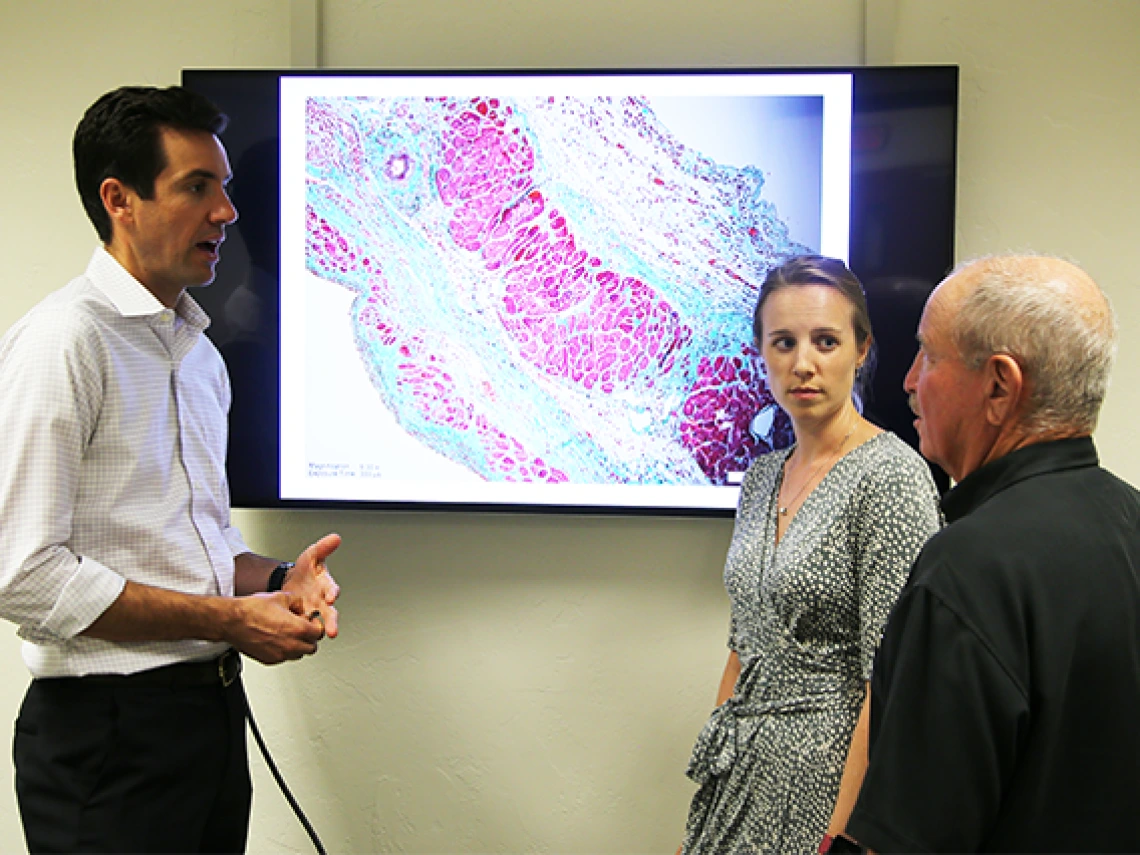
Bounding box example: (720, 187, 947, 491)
(715, 650, 742, 706)
(828, 683, 872, 834)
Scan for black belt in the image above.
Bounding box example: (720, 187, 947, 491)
(59, 648, 242, 689)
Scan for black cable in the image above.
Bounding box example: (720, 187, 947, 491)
(244, 698, 328, 855)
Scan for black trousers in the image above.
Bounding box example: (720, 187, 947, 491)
(13, 669, 252, 854)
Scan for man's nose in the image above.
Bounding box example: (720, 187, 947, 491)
(903, 351, 921, 393)
(214, 189, 238, 225)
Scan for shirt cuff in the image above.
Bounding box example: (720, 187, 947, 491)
(40, 556, 126, 640)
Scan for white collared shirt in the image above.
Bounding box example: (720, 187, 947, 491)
(0, 247, 249, 677)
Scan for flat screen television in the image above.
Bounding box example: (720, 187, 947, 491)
(182, 66, 957, 515)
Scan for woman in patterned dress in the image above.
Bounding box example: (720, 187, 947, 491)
(680, 256, 943, 854)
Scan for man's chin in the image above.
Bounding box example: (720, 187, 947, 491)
(915, 433, 935, 462)
(187, 268, 219, 289)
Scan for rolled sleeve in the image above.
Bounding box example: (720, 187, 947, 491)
(0, 302, 114, 637)
(36, 556, 126, 641)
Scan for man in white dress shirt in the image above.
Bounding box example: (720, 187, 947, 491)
(0, 85, 342, 853)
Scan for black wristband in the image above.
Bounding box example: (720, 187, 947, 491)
(823, 834, 866, 854)
(266, 561, 294, 592)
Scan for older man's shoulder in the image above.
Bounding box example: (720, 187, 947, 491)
(914, 457, 1139, 594)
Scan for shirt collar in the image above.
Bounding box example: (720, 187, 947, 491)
(86, 247, 211, 333)
(941, 436, 1099, 524)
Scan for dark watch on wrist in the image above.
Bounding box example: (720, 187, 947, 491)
(266, 561, 294, 592)
(821, 833, 866, 854)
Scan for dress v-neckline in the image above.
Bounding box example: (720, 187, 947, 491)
(771, 432, 884, 547)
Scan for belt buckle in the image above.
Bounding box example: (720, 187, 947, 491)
(218, 649, 241, 687)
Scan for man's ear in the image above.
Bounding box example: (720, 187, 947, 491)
(99, 177, 134, 230)
(983, 353, 1025, 426)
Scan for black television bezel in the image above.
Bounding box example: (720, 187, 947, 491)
(182, 65, 957, 517)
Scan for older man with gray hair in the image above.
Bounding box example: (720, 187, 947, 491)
(829, 255, 1140, 853)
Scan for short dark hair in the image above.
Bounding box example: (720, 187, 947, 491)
(73, 85, 229, 242)
(753, 254, 876, 402)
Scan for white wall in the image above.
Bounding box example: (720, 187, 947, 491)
(888, 0, 1140, 486)
(1, 1, 1138, 852)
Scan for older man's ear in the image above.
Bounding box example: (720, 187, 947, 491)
(983, 353, 1025, 427)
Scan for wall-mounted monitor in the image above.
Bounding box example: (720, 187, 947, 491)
(182, 66, 957, 515)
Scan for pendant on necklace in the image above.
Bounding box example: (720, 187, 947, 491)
(779, 506, 788, 516)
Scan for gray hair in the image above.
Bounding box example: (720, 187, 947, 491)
(952, 255, 1117, 434)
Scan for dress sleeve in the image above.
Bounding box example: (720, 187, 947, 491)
(845, 584, 1028, 853)
(851, 454, 942, 678)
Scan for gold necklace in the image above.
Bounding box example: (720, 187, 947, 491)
(778, 420, 857, 517)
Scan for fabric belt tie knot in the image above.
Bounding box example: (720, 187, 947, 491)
(686, 698, 742, 785)
(685, 680, 859, 786)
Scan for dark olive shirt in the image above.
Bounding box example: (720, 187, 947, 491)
(846, 437, 1140, 853)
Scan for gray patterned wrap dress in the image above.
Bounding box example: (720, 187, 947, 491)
(682, 432, 942, 854)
